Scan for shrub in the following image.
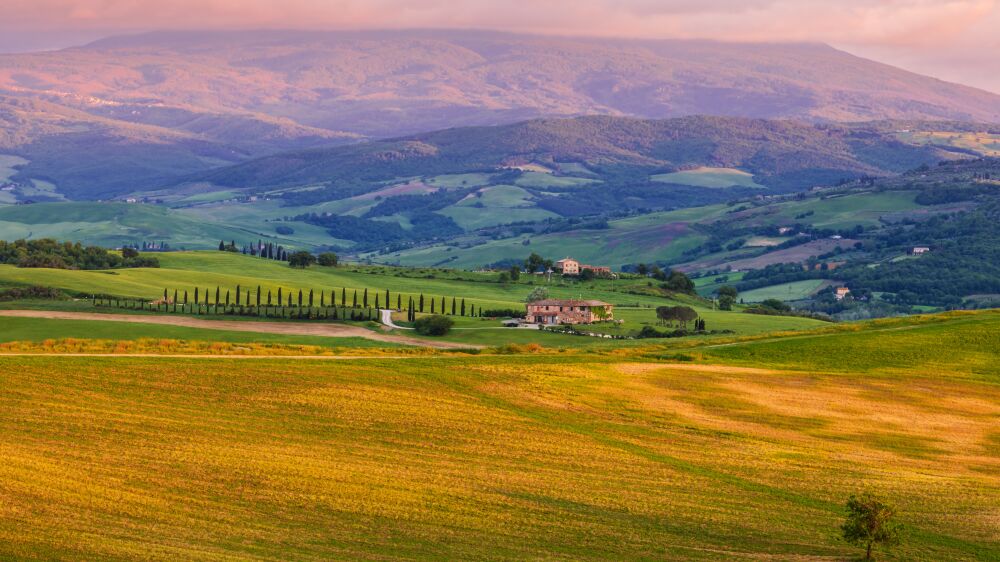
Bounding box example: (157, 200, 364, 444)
(275, 225, 295, 235)
(288, 251, 316, 268)
(0, 285, 66, 301)
(414, 315, 454, 336)
(317, 252, 338, 267)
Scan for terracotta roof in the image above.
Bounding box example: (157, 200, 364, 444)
(528, 299, 611, 307)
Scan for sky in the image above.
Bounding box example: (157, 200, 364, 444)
(2, 0, 999, 93)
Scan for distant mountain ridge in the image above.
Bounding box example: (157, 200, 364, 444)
(1, 29, 999, 199)
(191, 115, 952, 193)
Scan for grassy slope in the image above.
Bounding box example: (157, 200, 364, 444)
(0, 252, 828, 340)
(739, 279, 832, 302)
(0, 311, 997, 559)
(0, 202, 263, 250)
(651, 167, 764, 188)
(387, 206, 729, 269)
(0, 316, 397, 349)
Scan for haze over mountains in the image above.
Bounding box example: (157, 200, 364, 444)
(0, 29, 999, 200)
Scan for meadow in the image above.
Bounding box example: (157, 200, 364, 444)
(0, 251, 829, 347)
(651, 167, 765, 189)
(0, 310, 997, 560)
(738, 279, 832, 302)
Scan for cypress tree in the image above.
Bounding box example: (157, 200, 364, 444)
(245, 291, 250, 307)
(385, 289, 390, 306)
(375, 294, 380, 309)
(363, 288, 368, 308)
(397, 294, 401, 310)
(278, 288, 283, 306)
(267, 290, 272, 306)
(226, 290, 231, 307)
(341, 287, 346, 307)
(353, 290, 358, 308)
(184, 290, 188, 304)
(256, 286, 261, 307)
(321, 292, 325, 307)
(215, 287, 220, 306)
(195, 288, 199, 305)
(419, 293, 424, 313)
(287, 293, 292, 307)
(298, 290, 303, 307)
(461, 299, 466, 316)
(431, 299, 436, 314)
(309, 289, 314, 308)
(441, 296, 446, 313)
(163, 288, 168, 302)
(451, 297, 456, 315)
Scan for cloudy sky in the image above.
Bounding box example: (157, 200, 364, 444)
(3, 0, 999, 93)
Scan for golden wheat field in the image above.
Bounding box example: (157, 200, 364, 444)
(1, 316, 998, 561)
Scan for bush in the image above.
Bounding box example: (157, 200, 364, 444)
(317, 252, 338, 267)
(288, 251, 316, 268)
(414, 315, 454, 336)
(275, 225, 295, 235)
(0, 285, 66, 301)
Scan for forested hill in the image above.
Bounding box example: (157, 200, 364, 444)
(188, 116, 953, 194)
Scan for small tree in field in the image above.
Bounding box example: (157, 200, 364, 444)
(841, 491, 903, 560)
(414, 315, 454, 336)
(288, 251, 316, 269)
(525, 286, 549, 303)
(317, 252, 338, 267)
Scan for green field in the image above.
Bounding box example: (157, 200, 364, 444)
(651, 167, 765, 189)
(0, 202, 266, 250)
(768, 191, 923, 230)
(0, 311, 997, 559)
(0, 252, 829, 346)
(386, 206, 720, 269)
(0, 315, 400, 349)
(438, 185, 559, 229)
(739, 279, 832, 302)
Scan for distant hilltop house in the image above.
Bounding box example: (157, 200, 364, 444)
(526, 299, 614, 325)
(553, 257, 613, 277)
(834, 287, 851, 300)
(911, 246, 931, 255)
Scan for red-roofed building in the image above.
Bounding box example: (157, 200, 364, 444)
(526, 299, 614, 325)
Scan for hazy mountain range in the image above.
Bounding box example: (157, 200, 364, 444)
(0, 29, 999, 199)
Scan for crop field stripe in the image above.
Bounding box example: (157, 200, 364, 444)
(421, 362, 994, 558)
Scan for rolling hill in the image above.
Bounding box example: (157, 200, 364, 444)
(1, 29, 999, 199)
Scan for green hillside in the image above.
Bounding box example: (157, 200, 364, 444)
(0, 251, 827, 345)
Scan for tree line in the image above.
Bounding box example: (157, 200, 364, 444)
(0, 239, 159, 270)
(94, 284, 488, 320)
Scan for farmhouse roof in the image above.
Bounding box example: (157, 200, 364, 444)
(529, 299, 611, 307)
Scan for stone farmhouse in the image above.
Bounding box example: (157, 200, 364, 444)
(553, 257, 612, 277)
(526, 299, 614, 325)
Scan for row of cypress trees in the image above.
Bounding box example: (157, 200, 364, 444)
(93, 285, 485, 319)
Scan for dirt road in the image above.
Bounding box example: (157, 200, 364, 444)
(0, 310, 480, 350)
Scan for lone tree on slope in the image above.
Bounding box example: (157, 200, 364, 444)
(841, 491, 903, 560)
